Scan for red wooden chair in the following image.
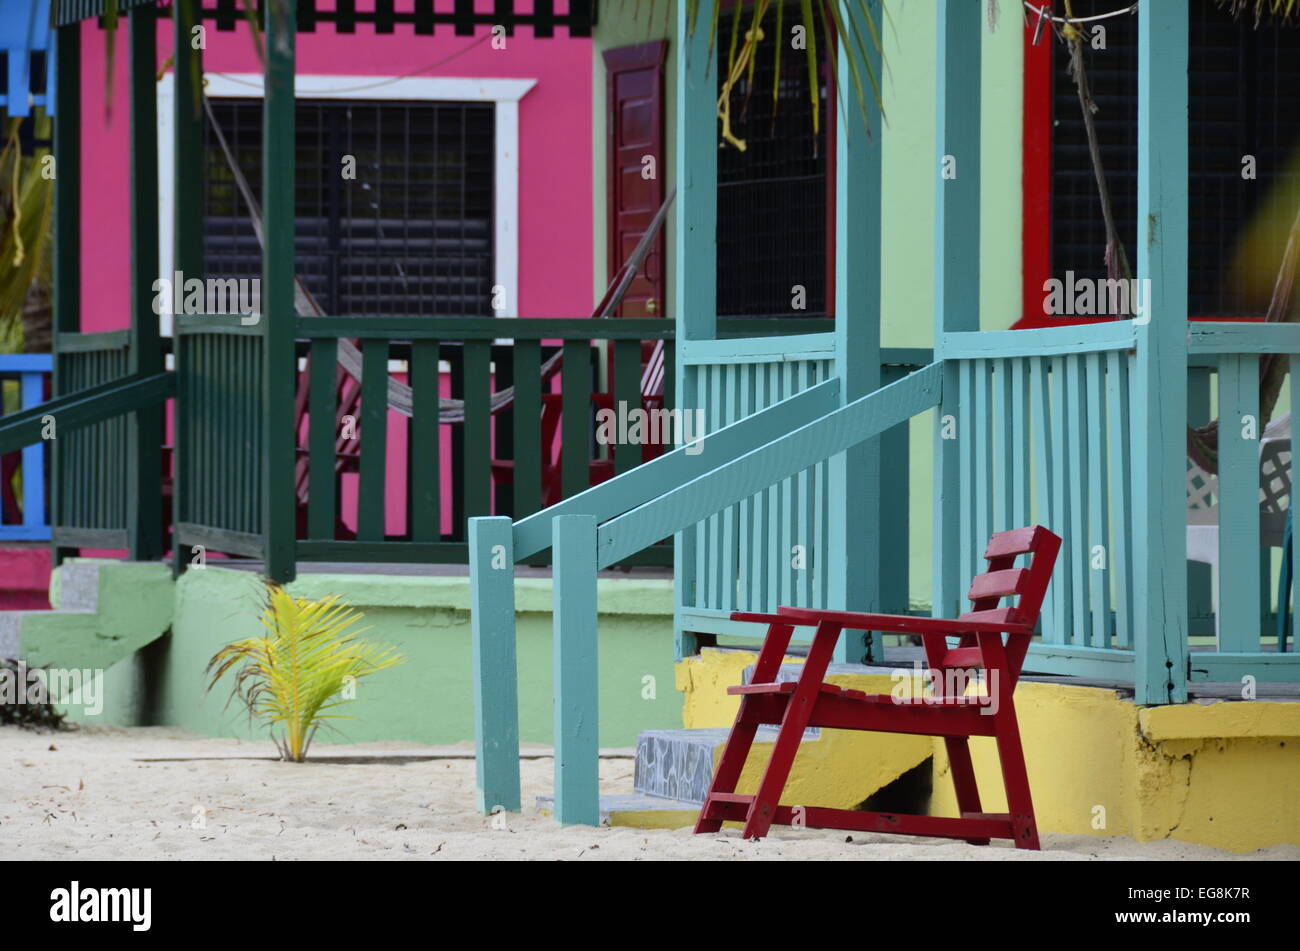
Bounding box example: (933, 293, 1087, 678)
(694, 525, 1061, 849)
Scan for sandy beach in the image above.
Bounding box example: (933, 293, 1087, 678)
(2, 724, 1294, 861)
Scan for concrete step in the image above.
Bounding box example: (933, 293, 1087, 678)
(633, 726, 794, 805)
(633, 661, 870, 805)
(0, 560, 173, 671)
(534, 793, 700, 829)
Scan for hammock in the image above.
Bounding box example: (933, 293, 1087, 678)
(202, 93, 674, 422)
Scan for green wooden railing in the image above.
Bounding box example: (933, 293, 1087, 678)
(53, 332, 133, 549)
(174, 318, 265, 558)
(288, 317, 680, 566)
(163, 316, 840, 572)
(41, 315, 841, 574)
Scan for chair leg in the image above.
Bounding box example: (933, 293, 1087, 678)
(741, 621, 841, 839)
(740, 710, 806, 840)
(992, 702, 1040, 850)
(943, 736, 990, 846)
(695, 700, 761, 834)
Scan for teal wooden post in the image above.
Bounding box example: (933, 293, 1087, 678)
(128, 5, 164, 561)
(1292, 355, 1300, 649)
(172, 0, 205, 576)
(672, 2, 717, 659)
(932, 0, 981, 619)
(51, 20, 80, 564)
(469, 516, 521, 814)
(552, 514, 599, 825)
(1133, 2, 1189, 703)
(829, 1, 883, 664)
(262, 1, 298, 583)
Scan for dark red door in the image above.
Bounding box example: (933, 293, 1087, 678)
(604, 41, 667, 318)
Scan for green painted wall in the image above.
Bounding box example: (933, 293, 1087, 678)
(591, 1, 1024, 609)
(86, 566, 682, 749)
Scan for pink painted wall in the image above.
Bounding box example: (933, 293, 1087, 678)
(81, 17, 593, 325)
(76, 15, 594, 539)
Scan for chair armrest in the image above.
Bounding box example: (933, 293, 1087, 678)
(775, 606, 1032, 636)
(729, 612, 807, 626)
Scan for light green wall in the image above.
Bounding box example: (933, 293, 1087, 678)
(881, 1, 1023, 605)
(591, 1, 1024, 609)
(83, 566, 682, 749)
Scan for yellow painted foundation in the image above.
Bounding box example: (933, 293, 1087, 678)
(676, 649, 933, 810)
(609, 649, 1300, 851)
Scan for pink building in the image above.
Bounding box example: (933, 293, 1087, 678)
(65, 11, 593, 549)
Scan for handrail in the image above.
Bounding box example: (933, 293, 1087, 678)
(942, 321, 1137, 358)
(680, 332, 836, 365)
(1188, 322, 1300, 354)
(510, 378, 843, 559)
(292, 316, 836, 341)
(0, 371, 175, 456)
(594, 362, 943, 566)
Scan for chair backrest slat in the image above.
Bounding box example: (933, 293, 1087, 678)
(961, 525, 1061, 626)
(967, 568, 1029, 602)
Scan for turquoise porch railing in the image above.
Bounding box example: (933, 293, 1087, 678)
(468, 358, 943, 823)
(941, 320, 1300, 688)
(675, 339, 930, 645)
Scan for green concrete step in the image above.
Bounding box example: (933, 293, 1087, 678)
(0, 560, 174, 671)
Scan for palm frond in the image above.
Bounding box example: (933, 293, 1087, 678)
(0, 117, 54, 351)
(1219, 0, 1300, 25)
(207, 585, 403, 762)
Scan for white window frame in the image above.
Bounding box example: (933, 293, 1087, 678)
(156, 72, 537, 334)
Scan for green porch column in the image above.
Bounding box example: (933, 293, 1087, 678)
(262, 1, 298, 583)
(51, 20, 81, 564)
(671, 1, 717, 658)
(828, 2, 883, 664)
(128, 5, 165, 562)
(931, 0, 981, 619)
(172, 0, 205, 576)
(1132, 3, 1189, 704)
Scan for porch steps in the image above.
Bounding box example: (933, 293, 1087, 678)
(533, 650, 936, 828)
(0, 559, 173, 671)
(534, 793, 702, 828)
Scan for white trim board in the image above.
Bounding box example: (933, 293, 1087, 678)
(157, 73, 537, 333)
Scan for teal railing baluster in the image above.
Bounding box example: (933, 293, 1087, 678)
(1085, 353, 1110, 647)
(1217, 354, 1261, 652)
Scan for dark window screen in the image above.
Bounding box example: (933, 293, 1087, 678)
(716, 6, 829, 318)
(203, 99, 495, 316)
(1051, 2, 1300, 317)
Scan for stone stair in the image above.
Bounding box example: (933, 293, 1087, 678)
(0, 559, 173, 671)
(537, 657, 936, 828)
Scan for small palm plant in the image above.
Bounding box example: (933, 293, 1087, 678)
(207, 586, 402, 762)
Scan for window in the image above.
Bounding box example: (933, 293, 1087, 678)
(1049, 1, 1300, 317)
(716, 5, 830, 318)
(203, 99, 495, 316)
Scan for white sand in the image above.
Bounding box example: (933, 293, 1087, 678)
(2, 724, 1294, 861)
